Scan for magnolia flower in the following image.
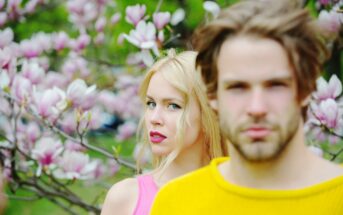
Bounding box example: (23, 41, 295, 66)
(116, 121, 137, 141)
(317, 10, 341, 39)
(24, 0, 39, 13)
(11, 75, 32, 104)
(125, 4, 146, 26)
(34, 87, 67, 118)
(123, 20, 158, 51)
(0, 28, 14, 49)
(170, 8, 185, 26)
(314, 75, 342, 100)
(110, 12, 121, 25)
(54, 151, 97, 180)
(203, 1, 220, 18)
(66, 79, 96, 108)
(69, 34, 91, 52)
(133, 143, 152, 166)
(32, 137, 63, 167)
(20, 39, 42, 58)
(95, 16, 106, 32)
(153, 12, 171, 30)
(0, 12, 7, 26)
(0, 70, 10, 89)
(25, 122, 41, 144)
(308, 145, 324, 157)
(61, 54, 90, 79)
(53, 31, 69, 51)
(94, 32, 105, 45)
(65, 139, 86, 152)
(34, 32, 52, 52)
(21, 60, 45, 84)
(311, 98, 343, 133)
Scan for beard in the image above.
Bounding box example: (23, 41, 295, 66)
(221, 112, 300, 162)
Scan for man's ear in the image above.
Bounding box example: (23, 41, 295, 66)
(301, 94, 311, 107)
(209, 98, 218, 111)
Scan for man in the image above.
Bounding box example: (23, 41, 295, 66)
(150, 1, 343, 214)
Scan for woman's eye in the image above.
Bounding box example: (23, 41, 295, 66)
(146, 101, 156, 109)
(167, 103, 181, 110)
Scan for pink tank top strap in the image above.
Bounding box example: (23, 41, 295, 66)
(133, 174, 159, 215)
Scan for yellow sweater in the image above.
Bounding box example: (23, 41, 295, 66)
(150, 157, 343, 215)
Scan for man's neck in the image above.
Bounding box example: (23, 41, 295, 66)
(220, 127, 343, 190)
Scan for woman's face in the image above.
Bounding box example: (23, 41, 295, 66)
(144, 72, 203, 156)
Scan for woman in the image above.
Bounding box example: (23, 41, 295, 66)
(101, 50, 227, 215)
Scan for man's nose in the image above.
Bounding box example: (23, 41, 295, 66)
(246, 89, 267, 118)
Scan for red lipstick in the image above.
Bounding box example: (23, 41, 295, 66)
(149, 131, 166, 143)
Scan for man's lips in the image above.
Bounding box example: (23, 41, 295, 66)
(149, 131, 166, 143)
(244, 127, 271, 139)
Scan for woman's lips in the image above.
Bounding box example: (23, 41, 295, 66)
(149, 131, 166, 143)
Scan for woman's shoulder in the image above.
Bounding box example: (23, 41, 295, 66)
(100, 178, 139, 215)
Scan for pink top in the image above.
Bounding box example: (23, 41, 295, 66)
(133, 175, 159, 215)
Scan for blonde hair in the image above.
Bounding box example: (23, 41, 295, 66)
(136, 50, 227, 173)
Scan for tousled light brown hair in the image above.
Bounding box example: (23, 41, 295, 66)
(193, 0, 329, 103)
(136, 50, 228, 173)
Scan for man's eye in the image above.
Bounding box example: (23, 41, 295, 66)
(167, 103, 181, 110)
(269, 82, 288, 88)
(226, 83, 247, 90)
(146, 101, 156, 109)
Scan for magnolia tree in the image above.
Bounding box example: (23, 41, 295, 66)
(0, 0, 342, 214)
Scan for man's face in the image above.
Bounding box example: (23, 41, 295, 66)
(216, 36, 301, 162)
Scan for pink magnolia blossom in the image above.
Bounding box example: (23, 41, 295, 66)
(0, 12, 7, 26)
(125, 4, 146, 26)
(317, 10, 341, 38)
(203, 1, 220, 18)
(24, 0, 40, 13)
(158, 30, 164, 42)
(66, 79, 96, 108)
(312, 98, 343, 133)
(0, 0, 5, 9)
(170, 8, 185, 26)
(153, 12, 171, 30)
(21, 60, 45, 84)
(11, 75, 32, 104)
(65, 139, 86, 152)
(110, 12, 121, 25)
(43, 71, 68, 89)
(32, 137, 63, 167)
(34, 87, 67, 118)
(0, 28, 14, 49)
(94, 32, 105, 45)
(308, 145, 324, 157)
(95, 16, 106, 32)
(92, 159, 106, 179)
(67, 0, 98, 29)
(314, 75, 342, 100)
(123, 21, 158, 52)
(69, 34, 91, 52)
(107, 160, 120, 176)
(25, 122, 41, 144)
(116, 121, 137, 141)
(133, 143, 151, 166)
(61, 54, 90, 79)
(60, 112, 77, 134)
(0, 71, 10, 89)
(53, 31, 69, 51)
(54, 151, 97, 180)
(20, 39, 42, 58)
(319, 0, 330, 6)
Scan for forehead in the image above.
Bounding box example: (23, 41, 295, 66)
(217, 36, 294, 82)
(146, 72, 184, 101)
